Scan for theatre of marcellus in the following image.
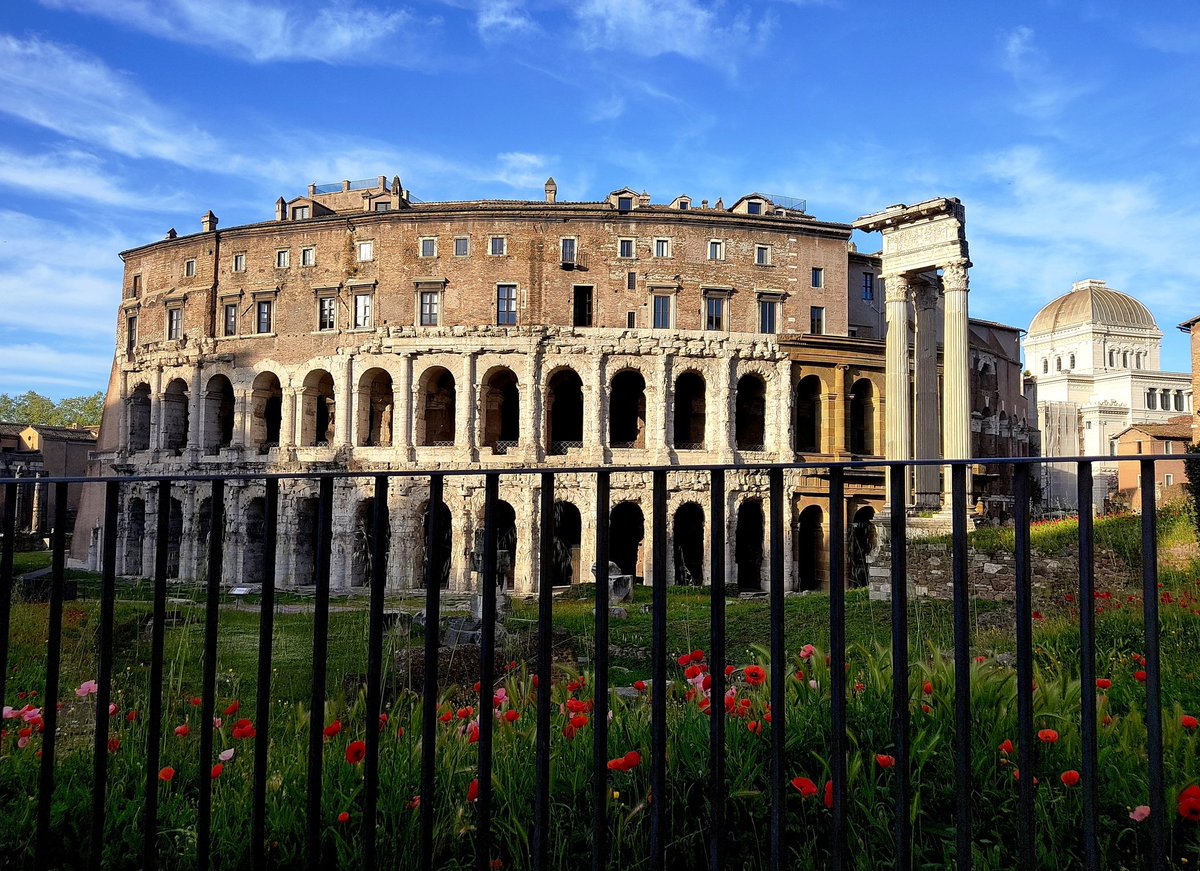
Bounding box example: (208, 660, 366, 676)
(72, 177, 1031, 595)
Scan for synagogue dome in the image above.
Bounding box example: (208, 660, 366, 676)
(1028, 279, 1157, 337)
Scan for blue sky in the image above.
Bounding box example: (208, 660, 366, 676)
(2, 0, 1198, 398)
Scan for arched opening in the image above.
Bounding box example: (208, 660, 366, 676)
(249, 372, 283, 454)
(609, 501, 645, 580)
(242, 496, 267, 583)
(416, 501, 453, 588)
(673, 502, 704, 586)
(496, 501, 517, 590)
(418, 367, 456, 446)
(609, 369, 646, 448)
(673, 371, 706, 449)
(735, 499, 765, 591)
(735, 374, 766, 451)
(1043, 359, 1050, 374)
(301, 370, 336, 447)
(167, 497, 183, 579)
(794, 375, 822, 453)
(124, 496, 145, 576)
(481, 367, 520, 453)
(546, 368, 584, 454)
(352, 497, 390, 587)
(358, 368, 394, 447)
(1055, 357, 1062, 372)
(551, 500, 582, 586)
(203, 375, 235, 455)
(294, 497, 320, 586)
(128, 383, 151, 452)
(1068, 354, 1076, 369)
(848, 506, 876, 589)
(1122, 351, 1129, 368)
(161, 379, 189, 453)
(849, 379, 875, 455)
(796, 504, 824, 592)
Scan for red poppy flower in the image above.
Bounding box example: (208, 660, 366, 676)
(747, 720, 762, 734)
(504, 710, 519, 723)
(159, 767, 175, 782)
(570, 714, 588, 730)
(824, 780, 834, 809)
(126, 711, 138, 722)
(467, 722, 480, 744)
(232, 719, 256, 740)
(921, 704, 932, 714)
(439, 710, 453, 724)
(744, 665, 766, 686)
(1095, 678, 1112, 691)
(794, 670, 806, 682)
(190, 697, 201, 707)
(724, 665, 734, 676)
(791, 776, 817, 798)
(379, 713, 388, 733)
(922, 681, 933, 695)
(1134, 670, 1147, 683)
(175, 724, 189, 738)
(1182, 715, 1199, 731)
(457, 707, 474, 720)
(396, 726, 406, 738)
(1060, 770, 1080, 787)
(211, 764, 224, 780)
(1179, 785, 1200, 821)
(473, 681, 482, 693)
(998, 739, 1013, 755)
(224, 701, 239, 716)
(1037, 729, 1059, 744)
(622, 750, 641, 770)
(338, 811, 350, 824)
(345, 740, 366, 764)
(467, 778, 479, 803)
(676, 654, 692, 667)
(107, 738, 120, 754)
(690, 650, 705, 663)
(876, 754, 895, 769)
(406, 796, 421, 810)
(633, 680, 646, 694)
(324, 720, 342, 739)
(684, 665, 701, 680)
(562, 724, 576, 740)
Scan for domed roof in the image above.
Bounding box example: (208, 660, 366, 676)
(1028, 280, 1158, 336)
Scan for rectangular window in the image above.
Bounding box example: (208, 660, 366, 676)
(301, 247, 315, 267)
(318, 297, 336, 331)
(627, 271, 636, 290)
(131, 274, 142, 297)
(420, 237, 437, 258)
(223, 303, 237, 337)
(354, 293, 373, 329)
(1147, 390, 1157, 410)
(653, 295, 671, 329)
(1165, 442, 1173, 455)
(759, 300, 777, 334)
(496, 284, 517, 325)
(184, 259, 195, 278)
(618, 196, 633, 212)
(618, 238, 635, 259)
(167, 308, 182, 340)
(489, 236, 506, 256)
(356, 240, 374, 262)
(418, 291, 438, 327)
(811, 267, 824, 288)
(654, 238, 671, 258)
(1136, 441, 1143, 454)
(454, 237, 469, 257)
(1166, 473, 1175, 486)
(705, 297, 725, 331)
(126, 316, 137, 356)
(572, 286, 593, 327)
(373, 201, 390, 212)
(755, 245, 770, 266)
(275, 249, 289, 269)
(862, 273, 874, 300)
(708, 240, 724, 261)
(810, 306, 825, 335)
(256, 301, 273, 334)
(233, 253, 246, 273)
(747, 201, 762, 215)
(626, 311, 636, 329)
(561, 237, 576, 264)
(292, 206, 309, 220)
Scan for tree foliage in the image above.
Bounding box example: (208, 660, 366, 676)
(1185, 442, 1200, 539)
(0, 391, 104, 428)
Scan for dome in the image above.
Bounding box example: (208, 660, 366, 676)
(1028, 280, 1158, 336)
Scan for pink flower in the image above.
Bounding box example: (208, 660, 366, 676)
(21, 708, 41, 723)
(17, 736, 30, 749)
(219, 748, 235, 762)
(1130, 805, 1151, 822)
(800, 644, 815, 661)
(212, 717, 222, 729)
(75, 680, 98, 698)
(108, 703, 118, 717)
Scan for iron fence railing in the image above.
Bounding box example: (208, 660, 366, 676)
(0, 454, 1185, 870)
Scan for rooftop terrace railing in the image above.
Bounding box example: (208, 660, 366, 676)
(0, 454, 1187, 870)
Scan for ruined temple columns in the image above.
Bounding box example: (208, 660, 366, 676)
(913, 282, 941, 508)
(941, 259, 972, 504)
(883, 274, 912, 507)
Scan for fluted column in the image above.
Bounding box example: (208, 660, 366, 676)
(884, 273, 912, 508)
(912, 282, 941, 508)
(941, 260, 972, 506)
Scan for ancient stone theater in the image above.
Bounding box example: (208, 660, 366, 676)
(79, 176, 977, 594)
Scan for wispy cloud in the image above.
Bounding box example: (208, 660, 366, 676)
(0, 147, 186, 211)
(998, 26, 1091, 120)
(39, 0, 429, 65)
(0, 342, 116, 393)
(476, 0, 536, 40)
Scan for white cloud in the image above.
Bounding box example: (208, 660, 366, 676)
(587, 94, 627, 122)
(477, 0, 536, 39)
(39, 0, 423, 65)
(0, 147, 186, 211)
(0, 342, 116, 394)
(998, 26, 1091, 119)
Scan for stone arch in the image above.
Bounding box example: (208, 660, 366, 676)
(480, 366, 520, 452)
(300, 369, 336, 446)
(203, 374, 235, 454)
(417, 366, 456, 446)
(242, 496, 267, 583)
(351, 496, 390, 587)
(796, 504, 824, 591)
(610, 500, 645, 579)
(849, 378, 875, 455)
(249, 371, 283, 454)
(495, 500, 517, 590)
(609, 368, 646, 448)
(672, 501, 704, 586)
(415, 500, 453, 588)
(673, 370, 706, 449)
(551, 500, 582, 586)
(161, 378, 189, 453)
(546, 367, 584, 454)
(848, 505, 876, 589)
(794, 375, 822, 453)
(1043, 358, 1049, 374)
(735, 373, 767, 451)
(128, 382, 151, 452)
(167, 497, 183, 579)
(124, 495, 145, 575)
(735, 498, 765, 591)
(357, 368, 394, 447)
(293, 496, 320, 586)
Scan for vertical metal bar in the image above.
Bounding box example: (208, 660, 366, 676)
(592, 471, 611, 871)
(828, 467, 847, 871)
(532, 472, 554, 871)
(708, 468, 726, 871)
(1076, 462, 1099, 871)
(419, 474, 445, 871)
(197, 480, 225, 871)
(650, 469, 668, 871)
(889, 466, 911, 870)
(1140, 458, 1166, 871)
(306, 475, 334, 870)
(950, 464, 972, 871)
(364, 475, 389, 871)
(0, 483, 15, 731)
(768, 467, 785, 871)
(89, 481, 119, 871)
(35, 482, 69, 869)
(476, 473, 499, 871)
(142, 482, 172, 871)
(1013, 464, 1035, 869)
(252, 478, 279, 871)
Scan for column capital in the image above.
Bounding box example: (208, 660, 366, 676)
(941, 260, 970, 292)
(883, 272, 910, 303)
(911, 281, 940, 311)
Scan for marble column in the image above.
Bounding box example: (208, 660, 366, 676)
(280, 388, 297, 448)
(459, 352, 477, 462)
(335, 356, 353, 447)
(716, 355, 735, 461)
(912, 282, 941, 508)
(883, 274, 912, 508)
(149, 367, 163, 451)
(187, 365, 203, 451)
(397, 353, 414, 461)
(941, 260, 972, 505)
(833, 364, 849, 456)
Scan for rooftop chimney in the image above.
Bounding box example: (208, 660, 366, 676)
(638, 190, 651, 208)
(392, 176, 402, 195)
(201, 210, 218, 233)
(166, 228, 177, 239)
(545, 177, 557, 203)
(276, 197, 287, 221)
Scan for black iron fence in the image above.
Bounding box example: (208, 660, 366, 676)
(0, 455, 1187, 870)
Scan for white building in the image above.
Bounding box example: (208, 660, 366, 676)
(1025, 279, 1193, 512)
